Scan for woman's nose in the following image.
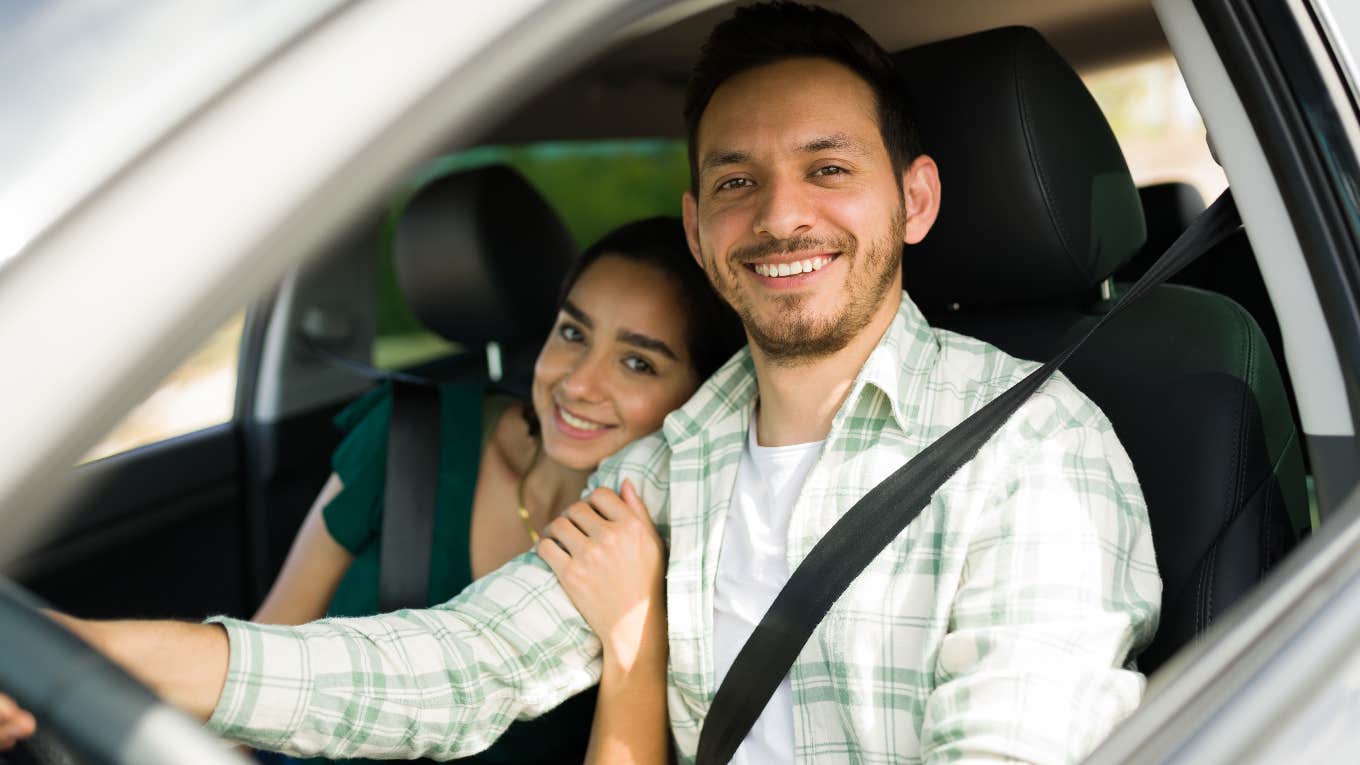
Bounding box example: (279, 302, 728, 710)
(559, 351, 608, 400)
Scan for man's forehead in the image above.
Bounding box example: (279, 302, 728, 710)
(695, 57, 881, 168)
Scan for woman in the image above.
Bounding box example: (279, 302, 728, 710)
(253, 216, 744, 764)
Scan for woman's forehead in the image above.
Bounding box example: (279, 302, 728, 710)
(566, 256, 689, 340)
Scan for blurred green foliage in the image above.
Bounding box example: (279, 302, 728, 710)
(373, 140, 690, 364)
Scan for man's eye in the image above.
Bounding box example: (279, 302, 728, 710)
(623, 356, 656, 375)
(716, 177, 751, 191)
(559, 324, 585, 342)
(813, 165, 846, 177)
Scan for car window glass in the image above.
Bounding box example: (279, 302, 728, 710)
(81, 311, 244, 463)
(1082, 55, 1228, 203)
(372, 139, 690, 370)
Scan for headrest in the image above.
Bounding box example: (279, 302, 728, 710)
(896, 27, 1146, 306)
(1140, 181, 1207, 256)
(393, 164, 576, 345)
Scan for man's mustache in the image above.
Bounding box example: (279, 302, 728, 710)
(729, 234, 855, 264)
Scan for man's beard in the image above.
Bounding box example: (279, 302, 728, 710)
(701, 210, 905, 365)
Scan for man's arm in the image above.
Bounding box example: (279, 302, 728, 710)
(53, 614, 230, 721)
(206, 553, 601, 760)
(208, 434, 676, 760)
(4, 556, 599, 760)
(920, 406, 1161, 764)
(0, 614, 228, 752)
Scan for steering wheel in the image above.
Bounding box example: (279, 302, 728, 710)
(0, 580, 247, 765)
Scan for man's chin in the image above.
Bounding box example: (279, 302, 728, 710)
(747, 316, 853, 363)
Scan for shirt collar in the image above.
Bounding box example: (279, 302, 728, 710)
(850, 290, 940, 436)
(661, 290, 940, 445)
(662, 346, 758, 446)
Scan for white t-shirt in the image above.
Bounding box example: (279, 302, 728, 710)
(712, 422, 825, 764)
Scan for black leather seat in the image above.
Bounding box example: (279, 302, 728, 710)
(1118, 182, 1208, 283)
(392, 163, 576, 392)
(896, 27, 1309, 673)
(1121, 184, 1304, 456)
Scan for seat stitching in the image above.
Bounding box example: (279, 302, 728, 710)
(1014, 34, 1077, 280)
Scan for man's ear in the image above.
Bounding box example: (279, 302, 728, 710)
(901, 155, 941, 246)
(682, 191, 703, 267)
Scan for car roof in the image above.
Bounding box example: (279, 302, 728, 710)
(479, 0, 1165, 146)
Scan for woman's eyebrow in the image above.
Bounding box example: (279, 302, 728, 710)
(617, 329, 679, 361)
(564, 300, 678, 360)
(562, 300, 593, 329)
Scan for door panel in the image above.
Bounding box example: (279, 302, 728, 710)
(11, 425, 249, 620)
(241, 401, 347, 601)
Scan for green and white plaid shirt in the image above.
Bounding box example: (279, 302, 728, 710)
(206, 292, 1160, 763)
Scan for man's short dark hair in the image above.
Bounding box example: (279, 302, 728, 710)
(683, 1, 923, 193)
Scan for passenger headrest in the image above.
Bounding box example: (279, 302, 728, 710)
(393, 164, 575, 344)
(1140, 181, 1207, 256)
(896, 27, 1146, 307)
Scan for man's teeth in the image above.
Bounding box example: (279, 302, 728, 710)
(753, 255, 833, 278)
(560, 407, 605, 431)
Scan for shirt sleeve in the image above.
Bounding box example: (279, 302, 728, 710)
(204, 552, 602, 760)
(321, 383, 393, 554)
(920, 400, 1162, 764)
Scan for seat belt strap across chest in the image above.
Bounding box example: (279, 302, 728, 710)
(379, 380, 443, 613)
(695, 191, 1241, 765)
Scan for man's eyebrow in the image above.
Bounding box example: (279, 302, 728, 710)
(799, 133, 871, 157)
(561, 300, 593, 329)
(699, 149, 751, 176)
(617, 329, 679, 361)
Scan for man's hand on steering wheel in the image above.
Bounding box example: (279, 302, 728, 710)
(0, 692, 36, 751)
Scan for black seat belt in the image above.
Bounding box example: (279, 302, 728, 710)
(379, 379, 443, 612)
(695, 191, 1241, 765)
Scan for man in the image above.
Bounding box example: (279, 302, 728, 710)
(0, 3, 1159, 762)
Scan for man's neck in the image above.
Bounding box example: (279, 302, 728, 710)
(750, 290, 901, 447)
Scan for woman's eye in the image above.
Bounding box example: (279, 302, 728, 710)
(623, 356, 656, 375)
(559, 324, 585, 343)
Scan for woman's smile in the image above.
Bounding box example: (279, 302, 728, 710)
(553, 403, 615, 439)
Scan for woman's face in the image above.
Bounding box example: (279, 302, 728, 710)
(533, 255, 700, 472)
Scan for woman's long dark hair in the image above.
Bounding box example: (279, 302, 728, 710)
(525, 216, 746, 435)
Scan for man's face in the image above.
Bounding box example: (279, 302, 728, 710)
(683, 57, 930, 364)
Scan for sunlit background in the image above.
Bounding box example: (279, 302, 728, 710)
(81, 54, 1226, 463)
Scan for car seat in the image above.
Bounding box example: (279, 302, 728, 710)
(1121, 183, 1303, 457)
(376, 163, 576, 611)
(1119, 182, 1208, 283)
(896, 27, 1309, 672)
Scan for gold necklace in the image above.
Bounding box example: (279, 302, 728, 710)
(516, 440, 542, 545)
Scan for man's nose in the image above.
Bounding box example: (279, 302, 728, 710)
(754, 173, 816, 241)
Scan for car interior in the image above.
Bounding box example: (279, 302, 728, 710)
(2, 0, 1350, 760)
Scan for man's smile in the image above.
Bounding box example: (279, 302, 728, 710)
(743, 252, 841, 287)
